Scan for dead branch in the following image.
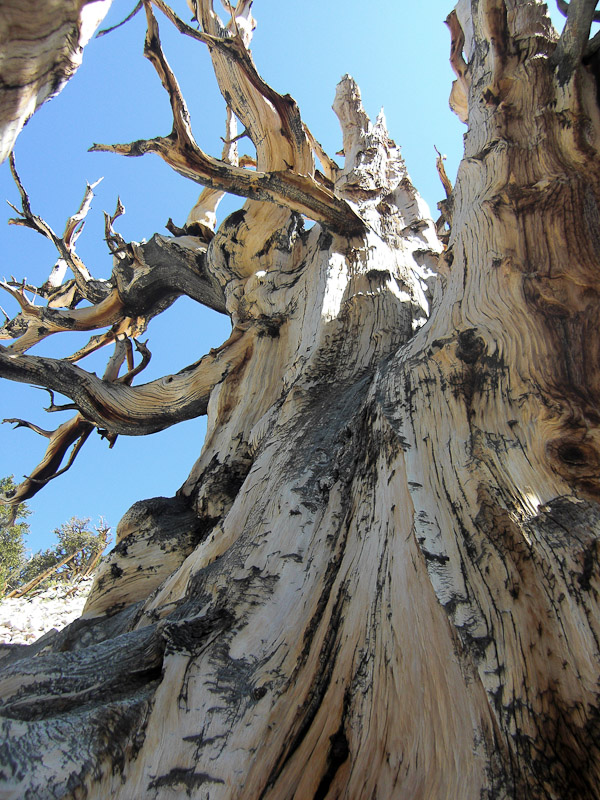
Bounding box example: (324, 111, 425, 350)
(63, 178, 103, 249)
(0, 414, 95, 507)
(0, 338, 151, 509)
(8, 156, 110, 304)
(183, 0, 312, 173)
(434, 146, 453, 199)
(303, 125, 340, 185)
(104, 197, 127, 255)
(116, 339, 152, 384)
(79, 520, 111, 578)
(6, 546, 89, 599)
(552, 0, 600, 83)
(3, 418, 53, 438)
(1, 175, 227, 356)
(90, 2, 364, 236)
(90, 136, 364, 235)
(97, 1, 143, 37)
(0, 327, 254, 436)
(557, 0, 600, 22)
(186, 106, 239, 232)
(0, 282, 124, 355)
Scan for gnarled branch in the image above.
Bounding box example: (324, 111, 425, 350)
(552, 0, 600, 83)
(8, 155, 110, 305)
(2, 163, 227, 358)
(1, 414, 95, 507)
(0, 282, 124, 355)
(0, 327, 253, 437)
(0, 338, 153, 508)
(90, 2, 363, 236)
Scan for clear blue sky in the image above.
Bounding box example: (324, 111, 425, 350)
(0, 1, 565, 552)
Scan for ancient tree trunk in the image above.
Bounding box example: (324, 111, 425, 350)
(1, 1, 600, 798)
(0, 0, 112, 163)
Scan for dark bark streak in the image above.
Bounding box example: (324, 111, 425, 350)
(261, 582, 349, 797)
(313, 695, 350, 800)
(148, 767, 224, 790)
(116, 234, 228, 317)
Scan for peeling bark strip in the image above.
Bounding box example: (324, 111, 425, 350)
(2, 1, 600, 799)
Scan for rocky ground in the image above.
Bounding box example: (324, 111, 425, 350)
(0, 577, 94, 645)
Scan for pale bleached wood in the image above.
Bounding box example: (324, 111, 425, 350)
(0, 0, 112, 162)
(1, 2, 600, 799)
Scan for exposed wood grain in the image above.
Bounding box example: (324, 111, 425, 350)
(0, 0, 112, 162)
(1, 2, 600, 798)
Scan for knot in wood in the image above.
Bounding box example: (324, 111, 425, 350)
(456, 329, 486, 364)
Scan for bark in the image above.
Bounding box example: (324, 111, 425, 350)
(1, 1, 600, 799)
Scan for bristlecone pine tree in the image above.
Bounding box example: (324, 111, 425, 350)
(0, 1, 600, 798)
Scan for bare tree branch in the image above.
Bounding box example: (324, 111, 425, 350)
(96, 1, 143, 37)
(90, 136, 364, 235)
(104, 197, 128, 255)
(552, 0, 600, 83)
(90, 2, 364, 236)
(0, 414, 95, 507)
(1, 163, 227, 358)
(2, 419, 53, 438)
(557, 0, 600, 22)
(186, 107, 239, 235)
(0, 337, 151, 509)
(116, 339, 152, 384)
(8, 155, 110, 304)
(0, 327, 254, 436)
(0, 281, 124, 355)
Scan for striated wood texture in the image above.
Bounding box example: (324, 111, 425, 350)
(0, 0, 112, 163)
(1, 1, 600, 798)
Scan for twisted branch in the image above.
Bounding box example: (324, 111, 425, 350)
(0, 328, 254, 437)
(0, 338, 155, 508)
(7, 155, 110, 304)
(90, 2, 363, 236)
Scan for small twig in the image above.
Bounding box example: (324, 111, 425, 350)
(117, 339, 152, 384)
(96, 1, 143, 37)
(3, 418, 53, 438)
(434, 146, 453, 199)
(8, 155, 109, 304)
(63, 178, 103, 248)
(39, 388, 79, 413)
(104, 197, 127, 255)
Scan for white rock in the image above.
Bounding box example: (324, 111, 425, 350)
(0, 579, 94, 645)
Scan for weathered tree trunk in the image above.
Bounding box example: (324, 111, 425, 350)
(0, 0, 112, 163)
(1, 1, 600, 798)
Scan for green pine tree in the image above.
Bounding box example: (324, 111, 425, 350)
(0, 476, 30, 595)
